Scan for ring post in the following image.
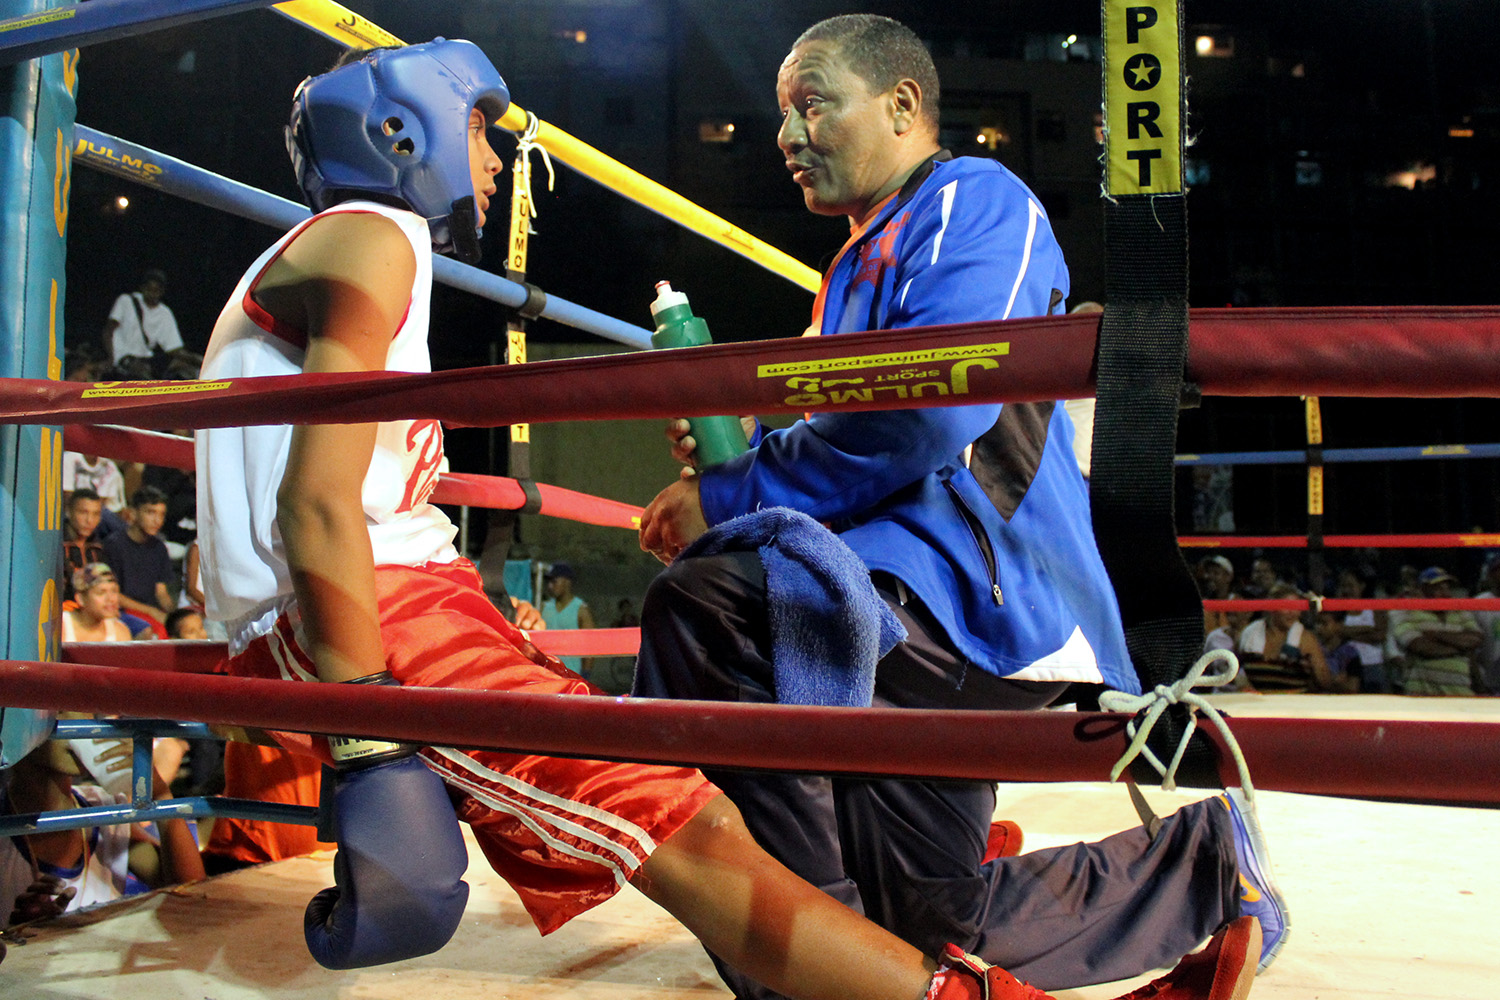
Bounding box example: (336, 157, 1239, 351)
(0, 0, 74, 767)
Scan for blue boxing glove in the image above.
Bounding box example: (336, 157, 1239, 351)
(304, 673, 470, 970)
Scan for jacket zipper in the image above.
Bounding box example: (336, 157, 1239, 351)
(945, 480, 1003, 606)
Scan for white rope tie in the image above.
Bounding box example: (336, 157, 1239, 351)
(514, 111, 555, 225)
(1097, 648, 1257, 800)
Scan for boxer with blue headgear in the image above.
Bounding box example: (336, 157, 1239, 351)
(286, 38, 509, 263)
(200, 37, 511, 971)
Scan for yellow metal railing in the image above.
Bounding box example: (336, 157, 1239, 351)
(272, 1, 821, 293)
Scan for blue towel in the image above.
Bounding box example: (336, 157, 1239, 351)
(678, 507, 906, 707)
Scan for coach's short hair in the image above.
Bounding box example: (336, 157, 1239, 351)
(795, 15, 940, 130)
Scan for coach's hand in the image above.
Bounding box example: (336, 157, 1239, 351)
(639, 477, 708, 565)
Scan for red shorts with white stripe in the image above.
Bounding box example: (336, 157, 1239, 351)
(228, 559, 719, 934)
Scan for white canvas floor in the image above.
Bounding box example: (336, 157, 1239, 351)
(3, 695, 1496, 1000)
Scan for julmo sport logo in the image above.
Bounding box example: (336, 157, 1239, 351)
(757, 343, 1010, 408)
(72, 138, 164, 185)
(82, 380, 231, 397)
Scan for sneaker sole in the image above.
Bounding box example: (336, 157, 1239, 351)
(1213, 916, 1260, 1000)
(1225, 787, 1290, 973)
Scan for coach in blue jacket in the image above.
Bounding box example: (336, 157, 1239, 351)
(636, 14, 1258, 997)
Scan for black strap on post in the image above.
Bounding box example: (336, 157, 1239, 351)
(1092, 0, 1219, 788)
(517, 478, 544, 515)
(516, 281, 548, 321)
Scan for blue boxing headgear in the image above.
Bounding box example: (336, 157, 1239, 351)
(287, 38, 509, 263)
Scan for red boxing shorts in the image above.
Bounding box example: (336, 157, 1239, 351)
(228, 559, 719, 933)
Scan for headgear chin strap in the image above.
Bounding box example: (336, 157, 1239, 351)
(287, 38, 509, 263)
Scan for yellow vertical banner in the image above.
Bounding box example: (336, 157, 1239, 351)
(1304, 396, 1325, 517)
(509, 167, 531, 276)
(1304, 396, 1323, 446)
(508, 328, 530, 444)
(507, 154, 532, 447)
(1103, 0, 1183, 196)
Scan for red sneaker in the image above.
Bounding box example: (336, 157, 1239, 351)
(926, 945, 1056, 1000)
(928, 918, 1259, 1000)
(1114, 916, 1260, 1000)
(982, 820, 1024, 863)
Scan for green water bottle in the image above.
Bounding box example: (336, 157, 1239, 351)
(650, 281, 750, 469)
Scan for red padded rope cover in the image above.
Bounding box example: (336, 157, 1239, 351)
(1202, 598, 1500, 613)
(1182, 532, 1500, 549)
(1189, 306, 1500, 397)
(14, 306, 1500, 431)
(64, 426, 644, 530)
(61, 628, 643, 674)
(438, 473, 641, 530)
(3, 659, 1496, 804)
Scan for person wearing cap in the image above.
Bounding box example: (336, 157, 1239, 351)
(540, 561, 595, 675)
(59, 564, 135, 643)
(1393, 567, 1482, 695)
(1196, 554, 1238, 636)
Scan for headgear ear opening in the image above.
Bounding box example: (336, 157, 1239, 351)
(286, 38, 509, 261)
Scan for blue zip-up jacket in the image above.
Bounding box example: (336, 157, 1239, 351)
(698, 156, 1136, 691)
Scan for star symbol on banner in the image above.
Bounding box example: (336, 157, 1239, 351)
(1124, 53, 1161, 90)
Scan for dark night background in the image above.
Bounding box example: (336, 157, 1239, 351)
(60, 0, 1500, 585)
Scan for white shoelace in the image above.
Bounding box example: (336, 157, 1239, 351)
(1098, 648, 1257, 800)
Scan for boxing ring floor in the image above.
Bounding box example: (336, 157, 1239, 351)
(2, 695, 1496, 1000)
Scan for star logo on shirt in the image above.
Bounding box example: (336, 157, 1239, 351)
(852, 211, 909, 292)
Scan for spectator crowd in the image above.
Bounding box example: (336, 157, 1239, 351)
(1196, 551, 1500, 697)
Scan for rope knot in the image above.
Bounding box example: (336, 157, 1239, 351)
(513, 111, 555, 226)
(1097, 648, 1256, 797)
(1150, 682, 1180, 705)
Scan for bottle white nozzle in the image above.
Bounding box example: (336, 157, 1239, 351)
(650, 280, 690, 317)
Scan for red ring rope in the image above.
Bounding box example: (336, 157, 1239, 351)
(60, 628, 643, 674)
(1202, 598, 1500, 613)
(64, 425, 643, 530)
(1182, 533, 1500, 549)
(10, 306, 1500, 432)
(2, 659, 1495, 804)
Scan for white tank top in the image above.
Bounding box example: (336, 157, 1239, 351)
(60, 610, 133, 643)
(195, 202, 458, 653)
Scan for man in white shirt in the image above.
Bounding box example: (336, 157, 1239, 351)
(61, 451, 126, 513)
(103, 269, 184, 375)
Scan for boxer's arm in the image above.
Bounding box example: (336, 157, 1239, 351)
(263, 213, 417, 684)
(259, 215, 469, 969)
